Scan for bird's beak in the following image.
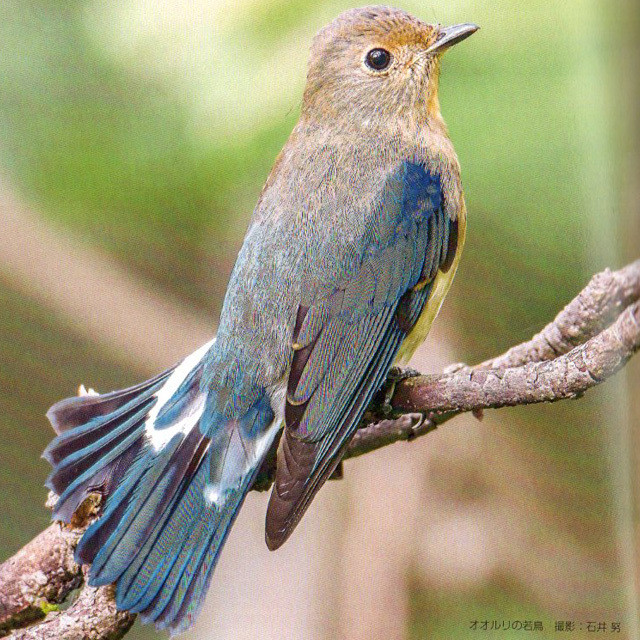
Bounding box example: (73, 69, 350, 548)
(423, 23, 479, 55)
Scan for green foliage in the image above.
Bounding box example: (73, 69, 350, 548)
(0, 0, 297, 312)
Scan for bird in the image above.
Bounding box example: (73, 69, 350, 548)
(43, 6, 477, 634)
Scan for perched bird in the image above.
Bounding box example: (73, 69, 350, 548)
(43, 6, 477, 634)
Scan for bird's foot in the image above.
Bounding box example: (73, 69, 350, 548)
(381, 366, 421, 416)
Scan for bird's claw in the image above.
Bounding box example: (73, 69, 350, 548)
(381, 366, 421, 416)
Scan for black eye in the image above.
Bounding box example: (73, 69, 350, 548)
(365, 48, 391, 71)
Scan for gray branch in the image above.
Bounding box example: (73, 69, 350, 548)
(1, 260, 638, 639)
(6, 566, 134, 640)
(0, 496, 134, 640)
(347, 260, 640, 457)
(0, 522, 83, 635)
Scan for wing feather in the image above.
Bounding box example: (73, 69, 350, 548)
(266, 160, 460, 548)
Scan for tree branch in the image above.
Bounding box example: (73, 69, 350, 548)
(0, 496, 135, 640)
(0, 523, 83, 635)
(1, 260, 638, 638)
(347, 260, 640, 458)
(6, 567, 135, 640)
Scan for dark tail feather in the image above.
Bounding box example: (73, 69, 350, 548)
(43, 340, 279, 634)
(46, 367, 175, 435)
(43, 370, 173, 522)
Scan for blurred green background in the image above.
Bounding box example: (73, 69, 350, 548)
(0, 1, 637, 639)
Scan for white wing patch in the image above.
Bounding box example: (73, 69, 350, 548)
(203, 381, 286, 507)
(203, 421, 280, 508)
(145, 338, 215, 452)
(144, 343, 286, 503)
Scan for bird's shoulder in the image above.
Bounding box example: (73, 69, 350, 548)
(231, 126, 462, 298)
(255, 123, 462, 227)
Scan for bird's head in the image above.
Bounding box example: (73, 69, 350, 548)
(302, 6, 477, 130)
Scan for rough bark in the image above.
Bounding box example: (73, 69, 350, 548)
(0, 260, 638, 639)
(6, 567, 134, 640)
(0, 524, 83, 635)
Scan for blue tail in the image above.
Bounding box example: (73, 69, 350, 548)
(43, 340, 279, 634)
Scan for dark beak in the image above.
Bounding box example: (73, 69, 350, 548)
(424, 23, 479, 55)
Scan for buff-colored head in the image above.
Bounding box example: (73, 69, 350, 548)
(302, 6, 477, 127)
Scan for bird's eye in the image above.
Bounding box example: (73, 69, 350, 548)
(365, 48, 392, 71)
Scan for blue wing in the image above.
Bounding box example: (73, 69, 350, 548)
(265, 160, 459, 549)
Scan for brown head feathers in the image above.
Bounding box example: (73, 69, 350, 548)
(302, 6, 445, 127)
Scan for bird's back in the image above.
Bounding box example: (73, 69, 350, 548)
(210, 120, 463, 392)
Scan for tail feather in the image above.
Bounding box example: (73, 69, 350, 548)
(44, 400, 149, 467)
(54, 440, 146, 524)
(51, 419, 147, 516)
(44, 339, 280, 634)
(137, 485, 213, 620)
(45, 401, 152, 495)
(119, 469, 209, 612)
(87, 435, 187, 585)
(46, 367, 175, 434)
(139, 466, 252, 633)
(43, 371, 171, 522)
(87, 428, 210, 587)
(122, 470, 210, 614)
(114, 465, 206, 605)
